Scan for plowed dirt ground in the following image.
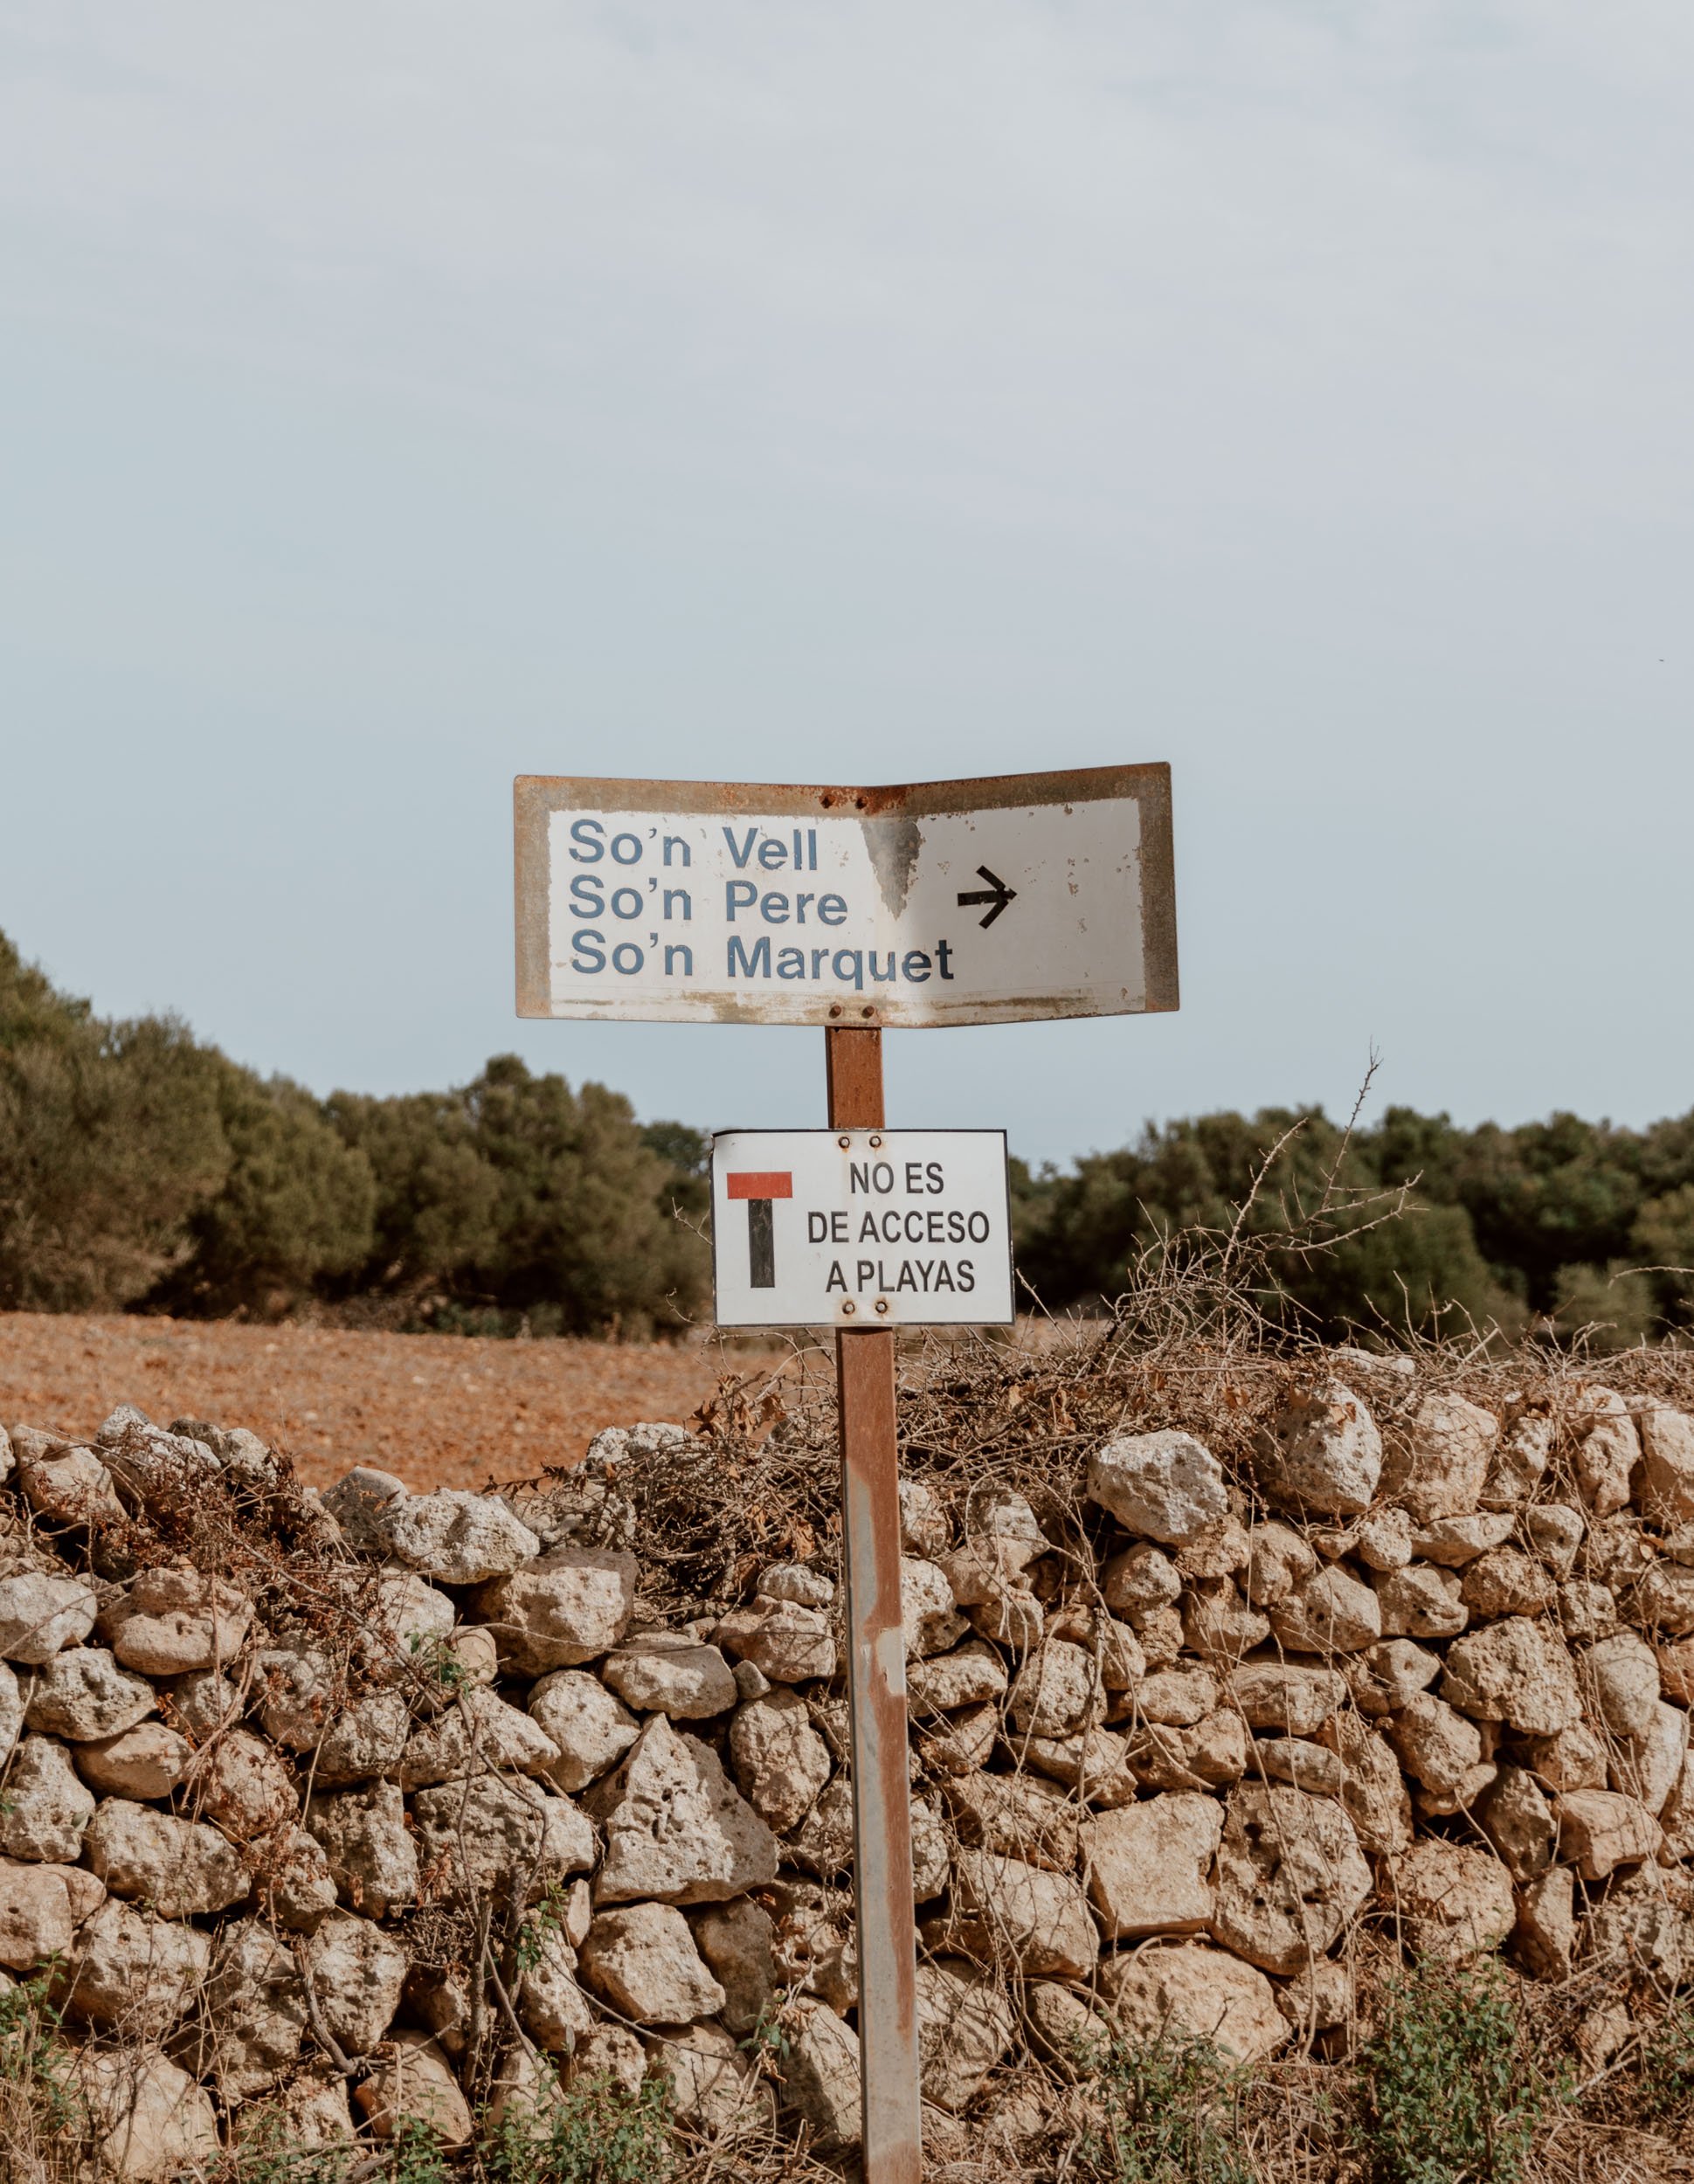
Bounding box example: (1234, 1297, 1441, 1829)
(0, 1312, 792, 1493)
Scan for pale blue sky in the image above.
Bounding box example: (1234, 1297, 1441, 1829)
(2, 2, 1691, 1163)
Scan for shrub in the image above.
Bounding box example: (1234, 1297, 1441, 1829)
(1077, 2028, 1252, 2184)
(481, 2067, 675, 2184)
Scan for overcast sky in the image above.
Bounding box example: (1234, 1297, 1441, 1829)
(2, 2, 1690, 1165)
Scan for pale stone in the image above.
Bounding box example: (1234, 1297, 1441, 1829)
(0, 1735, 94, 1863)
(1087, 1429, 1228, 1545)
(1475, 1766, 1557, 1883)
(1559, 1581, 1618, 1642)
(916, 1957, 1016, 2111)
(1182, 1578, 1270, 1661)
(200, 1918, 308, 2099)
(84, 1798, 249, 1918)
(299, 1910, 408, 2055)
(649, 2019, 766, 2136)
(568, 2022, 647, 2098)
(0, 1856, 73, 1967)
(787, 1777, 855, 1880)
(1373, 1564, 1468, 1640)
(728, 1688, 833, 1833)
(1441, 1618, 1583, 1737)
(1351, 1507, 1416, 1572)
(1414, 1759, 1501, 1820)
(1083, 1792, 1221, 1941)
(519, 1925, 594, 2054)
(529, 1667, 640, 1794)
(1226, 1661, 1346, 1735)
(307, 1690, 411, 1787)
(1634, 1561, 1694, 1635)
(967, 1485, 1050, 1544)
(232, 2075, 357, 2153)
(411, 1774, 594, 1898)
(1345, 1638, 1442, 1716)
(73, 1722, 190, 1801)
(1515, 1867, 1575, 1979)
(965, 1585, 1046, 1651)
(1384, 1694, 1484, 1795)
(780, 1997, 861, 2151)
(1258, 1739, 1349, 1798)
(602, 1634, 738, 1717)
(580, 1900, 726, 2022)
(355, 2031, 474, 2146)
(320, 1464, 407, 1548)
(360, 1571, 457, 1681)
(62, 1896, 210, 2032)
(1614, 1702, 1689, 1816)
(383, 1488, 541, 1583)
(1209, 1784, 1371, 1975)
(189, 1727, 299, 1841)
(1268, 1564, 1381, 1654)
(1124, 1711, 1248, 1795)
(1024, 1979, 1108, 2070)
(715, 1597, 836, 1683)
(1639, 1404, 1694, 1526)
(694, 1896, 778, 2035)
(75, 2048, 221, 2181)
(1583, 1884, 1691, 1986)
(1520, 1720, 1610, 1794)
(1100, 1941, 1286, 2063)
(1255, 1380, 1381, 1515)
(1175, 1515, 1252, 1580)
(0, 1572, 99, 1662)
(1384, 1838, 1515, 1955)
(1241, 1522, 1317, 1607)
(0, 1661, 18, 1768)
(1103, 1542, 1183, 1617)
(1024, 1723, 1137, 1800)
(940, 1534, 1044, 1606)
(1661, 1752, 1694, 1863)
(399, 1688, 562, 1787)
(1393, 1392, 1498, 1521)
(1526, 1503, 1585, 1574)
(1310, 1711, 1414, 1855)
(1136, 1663, 1220, 1726)
(1483, 1413, 1553, 1509)
(1409, 1511, 1516, 1566)
(470, 1545, 639, 1675)
(101, 1565, 252, 1676)
(1554, 1789, 1661, 1879)
(944, 1770, 1080, 1872)
(24, 1646, 156, 1741)
(1009, 1640, 1106, 1737)
(946, 1848, 1098, 1979)
(918, 1702, 1001, 1776)
(259, 1827, 339, 1933)
(900, 1557, 969, 1656)
(304, 1779, 418, 1917)
(1661, 1637, 1694, 1704)
(1462, 1548, 1556, 1620)
(18, 1443, 124, 1524)
(898, 1478, 949, 1558)
(1277, 1957, 1352, 2034)
(907, 1639, 1007, 1712)
(590, 1713, 779, 1904)
(1582, 1631, 1661, 1738)
(1573, 1390, 1639, 1517)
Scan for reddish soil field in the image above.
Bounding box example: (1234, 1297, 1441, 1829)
(0, 1312, 790, 1494)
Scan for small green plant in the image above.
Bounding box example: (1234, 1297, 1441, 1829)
(1359, 1955, 1566, 2184)
(1077, 2028, 1252, 2184)
(1638, 2000, 1694, 2118)
(0, 1963, 85, 2179)
(229, 2107, 354, 2183)
(738, 1999, 792, 2070)
(386, 2113, 453, 2184)
(481, 2067, 675, 2184)
(515, 1881, 572, 1975)
(408, 1632, 470, 1697)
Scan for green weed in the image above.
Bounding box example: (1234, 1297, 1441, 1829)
(1638, 2000, 1694, 2119)
(1076, 2028, 1252, 2184)
(481, 2066, 675, 2184)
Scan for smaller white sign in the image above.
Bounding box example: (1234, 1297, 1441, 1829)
(710, 1130, 1014, 1329)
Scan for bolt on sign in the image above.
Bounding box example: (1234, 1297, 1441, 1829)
(712, 1130, 1014, 1328)
(515, 765, 1177, 2184)
(514, 764, 1177, 1029)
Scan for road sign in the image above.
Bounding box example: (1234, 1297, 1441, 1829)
(514, 764, 1177, 1029)
(711, 1130, 1013, 1328)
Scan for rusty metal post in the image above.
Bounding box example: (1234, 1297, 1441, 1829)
(826, 1024, 923, 2183)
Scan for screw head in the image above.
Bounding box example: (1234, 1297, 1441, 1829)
(874, 1297, 889, 1316)
(868, 1134, 882, 1148)
(861, 1006, 875, 1019)
(837, 1134, 851, 1150)
(827, 1004, 844, 1019)
(841, 1300, 856, 1317)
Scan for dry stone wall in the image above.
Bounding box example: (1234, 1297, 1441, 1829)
(4, 1361, 1694, 2176)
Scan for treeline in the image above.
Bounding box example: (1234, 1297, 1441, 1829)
(0, 933, 709, 1335)
(1011, 1104, 1694, 1344)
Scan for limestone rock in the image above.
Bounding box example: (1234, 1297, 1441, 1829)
(916, 1958, 1016, 2111)
(519, 1925, 594, 2054)
(100, 1566, 252, 1676)
(965, 1585, 1046, 1651)
(1182, 1578, 1270, 1662)
(1227, 1662, 1346, 1736)
(1614, 1701, 1689, 1816)
(1526, 1503, 1586, 1575)
(298, 1910, 407, 2056)
(0, 1572, 99, 1662)
(0, 1735, 94, 1862)
(579, 1901, 726, 2023)
(0, 1662, 18, 1769)
(1255, 1380, 1381, 1516)
(1515, 1866, 1575, 1980)
(26, 1648, 159, 1745)
(1209, 1784, 1371, 1975)
(944, 1770, 1079, 1872)
(590, 1714, 779, 1904)
(1373, 1564, 1468, 1640)
(1136, 1663, 1220, 1726)
(1123, 1711, 1248, 1795)
(384, 1488, 541, 1584)
(0, 1856, 75, 1968)
(1519, 1720, 1610, 1794)
(728, 1688, 832, 1834)
(602, 1634, 738, 1718)
(693, 1896, 779, 2035)
(1553, 1789, 1662, 1879)
(907, 1639, 1008, 1712)
(788, 1777, 855, 1880)
(74, 1722, 191, 1801)
(1573, 1390, 1639, 1517)
(84, 1798, 250, 1918)
(649, 2019, 766, 2136)
(411, 1774, 594, 1899)
(201, 1918, 309, 2099)
(779, 1997, 861, 2152)
(232, 2073, 357, 2154)
(898, 1477, 949, 1558)
(1462, 1548, 1556, 1620)
(1441, 1618, 1583, 1737)
(304, 1780, 418, 1917)
(1393, 1393, 1498, 1522)
(62, 1897, 211, 2032)
(355, 2032, 474, 2147)
(1634, 1561, 1694, 1635)
(1241, 1522, 1317, 1607)
(1559, 1581, 1618, 1642)
(1384, 1694, 1484, 1796)
(1082, 1792, 1221, 1941)
(189, 1727, 300, 1841)
(1410, 1511, 1516, 1567)
(360, 1571, 457, 1681)
(1383, 1838, 1515, 1955)
(399, 1689, 561, 1787)
(941, 1535, 1045, 1606)
(1638, 1403, 1694, 1527)
(759, 1561, 836, 1607)
(529, 1667, 640, 1794)
(308, 1690, 411, 1788)
(1582, 1630, 1661, 1738)
(470, 1545, 639, 1676)
(715, 1597, 836, 1683)
(1345, 1638, 1442, 1716)
(946, 1849, 1097, 1979)
(258, 1827, 340, 1933)
(1268, 1564, 1382, 1654)
(1277, 1958, 1353, 2034)
(1087, 1429, 1228, 1546)
(1583, 1877, 1692, 1984)
(1350, 1507, 1416, 1572)
(17, 1443, 124, 1525)
(1483, 1413, 1553, 1510)
(1176, 1516, 1252, 1580)
(74, 2048, 221, 2181)
(917, 1702, 1000, 1777)
(1103, 1543, 1183, 1618)
(1009, 1640, 1106, 1737)
(1475, 1766, 1557, 1883)
(896, 1556, 967, 1657)
(1101, 1941, 1286, 2063)
(320, 1465, 407, 1548)
(1023, 1979, 1108, 2070)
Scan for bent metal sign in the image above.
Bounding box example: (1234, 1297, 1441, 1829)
(514, 766, 1178, 1029)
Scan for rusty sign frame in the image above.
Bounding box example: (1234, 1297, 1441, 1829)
(513, 763, 1178, 1028)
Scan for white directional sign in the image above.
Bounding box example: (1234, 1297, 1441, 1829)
(515, 766, 1176, 1029)
(710, 1130, 1014, 1327)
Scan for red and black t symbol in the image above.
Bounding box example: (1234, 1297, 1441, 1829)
(725, 1171, 792, 1288)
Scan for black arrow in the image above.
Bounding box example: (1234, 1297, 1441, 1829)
(956, 865, 1018, 929)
